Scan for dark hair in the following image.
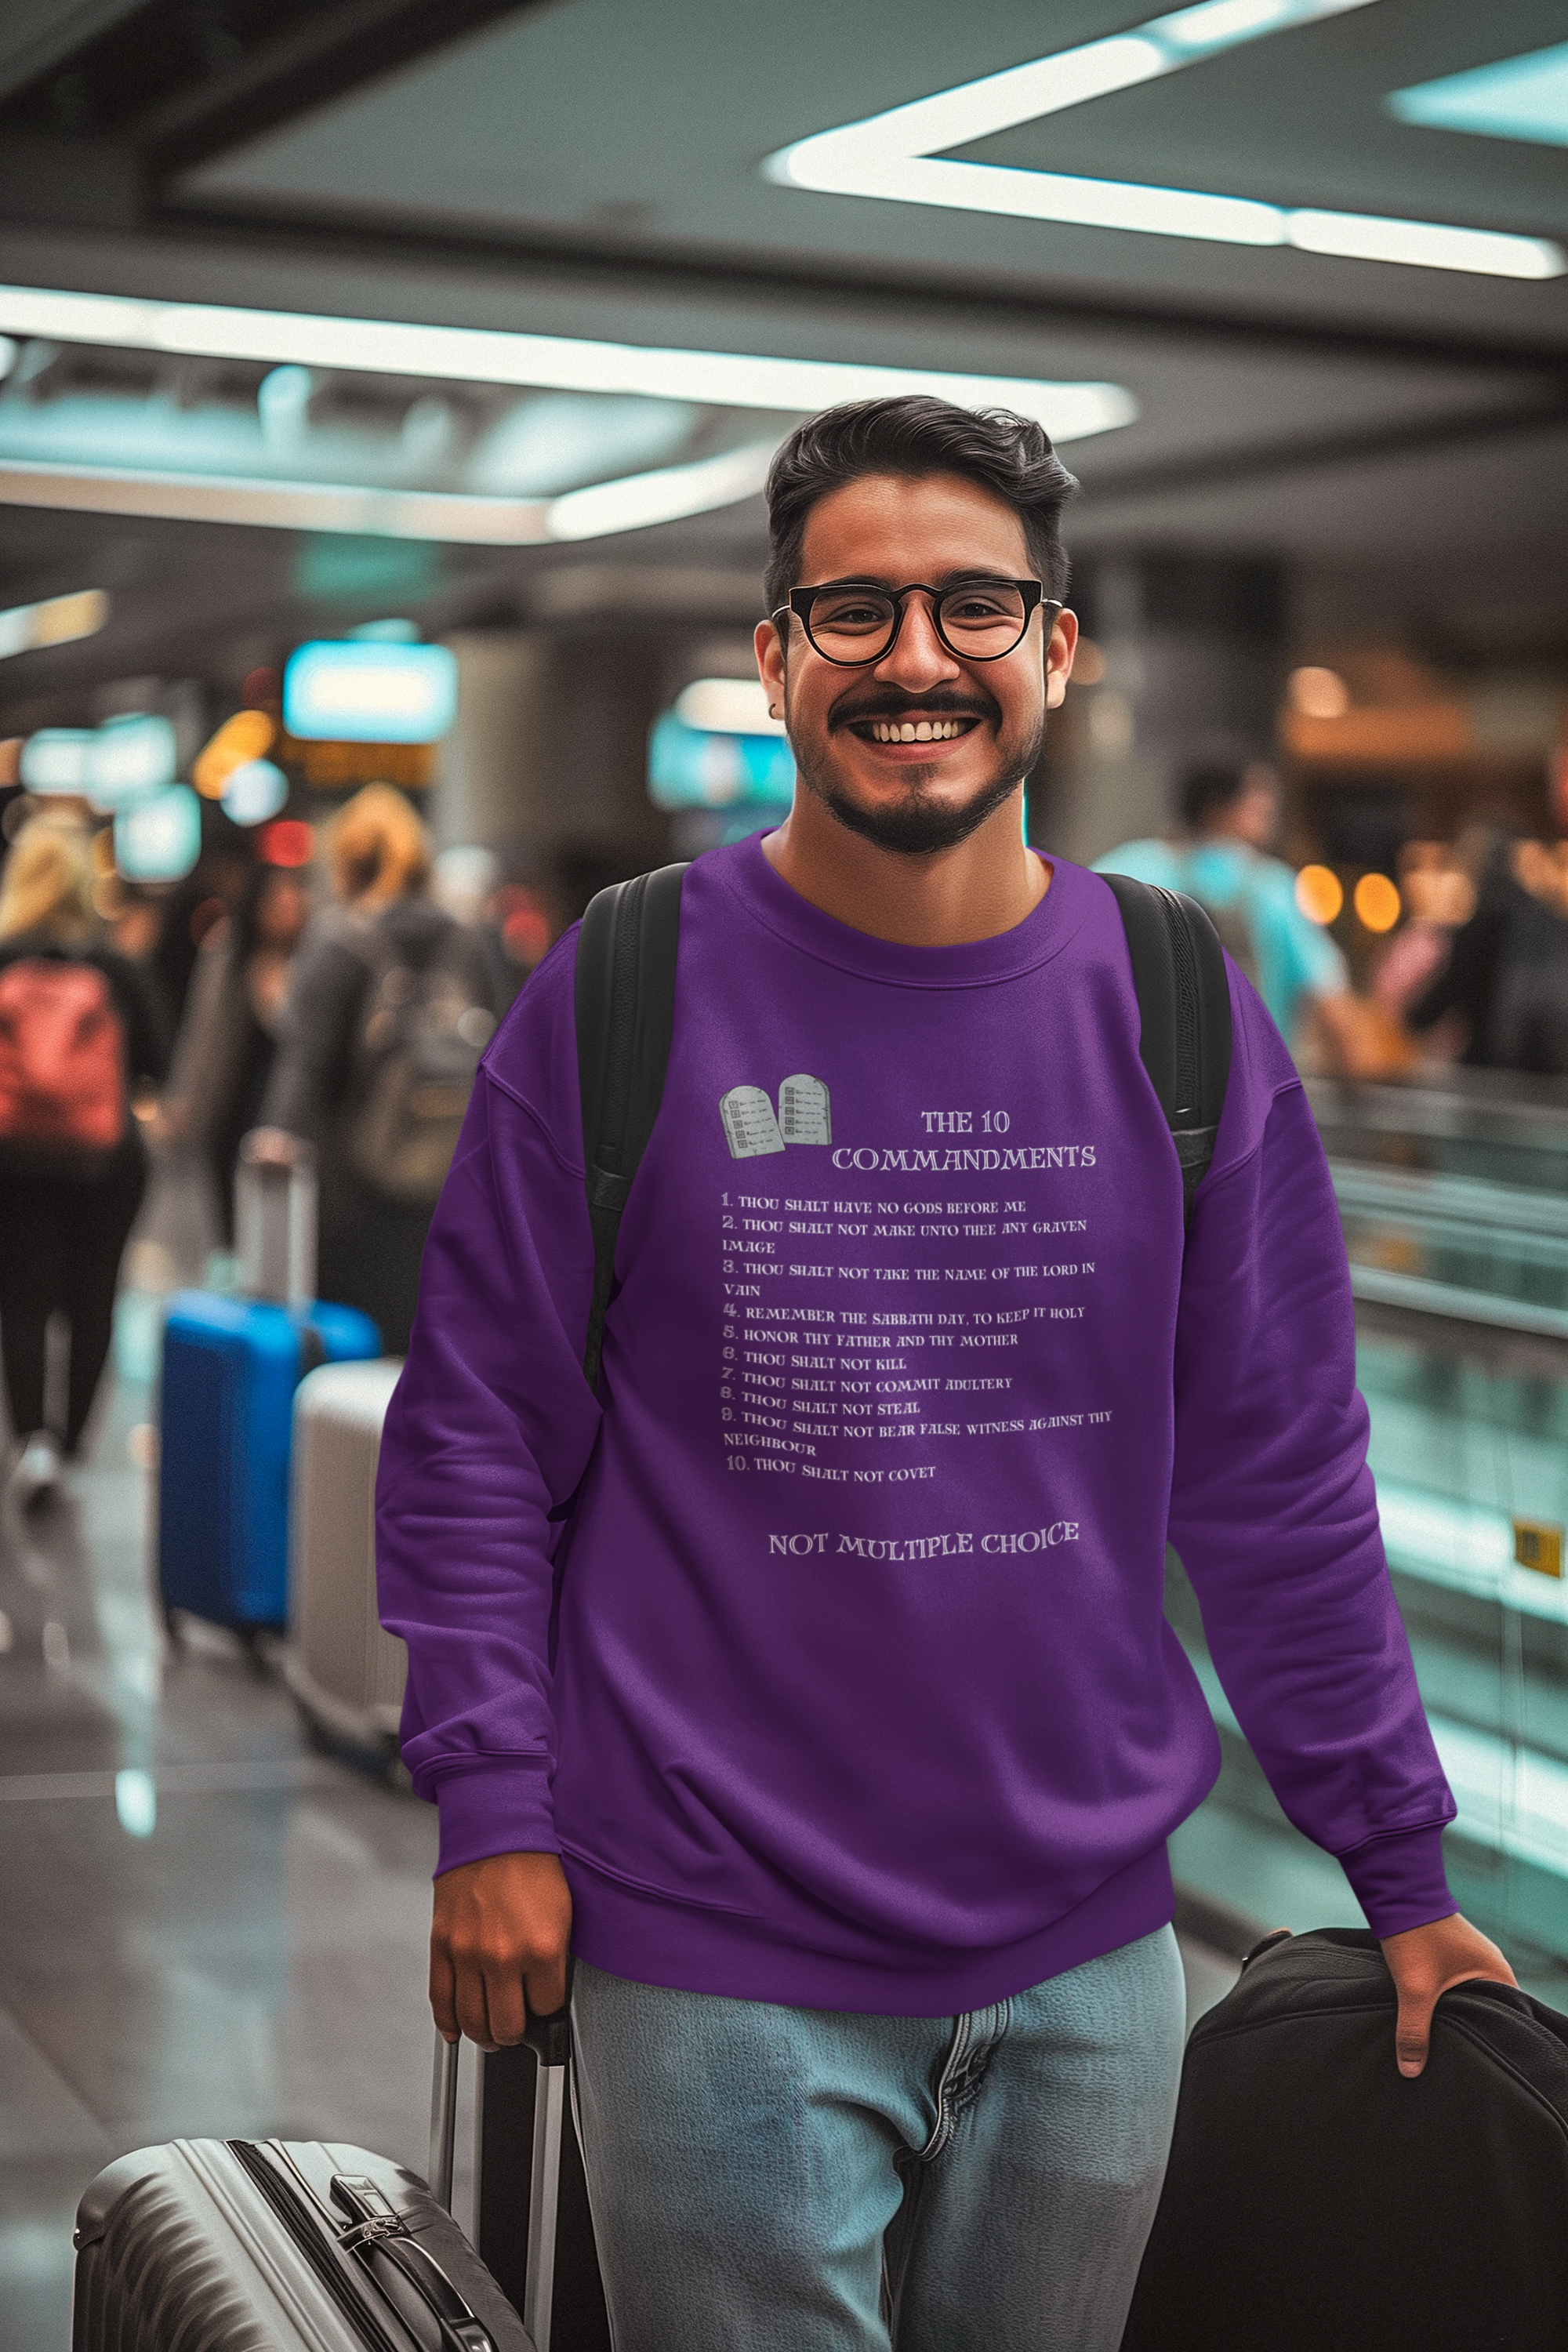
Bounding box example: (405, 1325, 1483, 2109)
(764, 397, 1077, 620)
(1178, 750, 1265, 833)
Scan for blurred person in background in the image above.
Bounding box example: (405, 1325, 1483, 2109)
(431, 843, 514, 1014)
(1096, 753, 1342, 1035)
(1095, 752, 1406, 1075)
(1475, 837, 1568, 1076)
(253, 784, 497, 1352)
(162, 855, 311, 1243)
(1405, 825, 1568, 1073)
(0, 817, 168, 1505)
(1374, 840, 1479, 1051)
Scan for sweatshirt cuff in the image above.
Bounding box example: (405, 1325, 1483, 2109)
(1335, 1822, 1454, 1939)
(427, 1760, 557, 1878)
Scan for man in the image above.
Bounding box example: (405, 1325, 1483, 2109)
(1095, 752, 1351, 1054)
(377, 397, 1511, 2351)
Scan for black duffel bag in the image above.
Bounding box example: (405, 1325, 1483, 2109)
(1121, 1926, 1568, 2352)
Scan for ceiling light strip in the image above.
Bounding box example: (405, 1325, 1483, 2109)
(0, 442, 781, 545)
(764, 0, 1564, 280)
(0, 286, 1136, 443)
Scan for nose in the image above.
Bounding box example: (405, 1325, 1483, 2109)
(873, 592, 961, 691)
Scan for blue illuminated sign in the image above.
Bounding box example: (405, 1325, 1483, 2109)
(89, 713, 177, 811)
(1389, 42, 1568, 149)
(648, 713, 794, 811)
(20, 729, 94, 794)
(114, 786, 202, 882)
(283, 640, 457, 743)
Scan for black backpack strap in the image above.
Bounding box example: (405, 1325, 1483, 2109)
(574, 862, 688, 1393)
(1100, 872, 1232, 1225)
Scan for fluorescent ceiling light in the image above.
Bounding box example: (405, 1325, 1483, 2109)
(0, 285, 1135, 445)
(765, 0, 1565, 281)
(0, 441, 779, 546)
(0, 585, 109, 659)
(1388, 41, 1568, 151)
(546, 440, 776, 541)
(1287, 209, 1559, 274)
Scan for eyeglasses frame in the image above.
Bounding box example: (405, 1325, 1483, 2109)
(773, 577, 1059, 667)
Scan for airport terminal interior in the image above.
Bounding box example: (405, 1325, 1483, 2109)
(2, 0, 1568, 2340)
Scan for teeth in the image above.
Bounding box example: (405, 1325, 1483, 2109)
(869, 719, 964, 742)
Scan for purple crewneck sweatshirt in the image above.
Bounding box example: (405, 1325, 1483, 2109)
(376, 840, 1455, 2014)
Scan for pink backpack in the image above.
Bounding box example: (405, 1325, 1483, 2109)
(0, 959, 127, 1166)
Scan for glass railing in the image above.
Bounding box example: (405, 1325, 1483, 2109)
(1171, 1073, 1568, 1995)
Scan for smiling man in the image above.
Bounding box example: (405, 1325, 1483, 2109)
(377, 397, 1510, 2352)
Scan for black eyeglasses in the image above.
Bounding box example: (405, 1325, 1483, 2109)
(775, 577, 1056, 667)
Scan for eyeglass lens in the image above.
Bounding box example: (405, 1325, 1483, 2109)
(806, 581, 1030, 664)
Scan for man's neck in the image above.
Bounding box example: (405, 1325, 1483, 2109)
(761, 794, 1051, 948)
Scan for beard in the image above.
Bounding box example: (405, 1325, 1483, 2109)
(790, 690, 1047, 857)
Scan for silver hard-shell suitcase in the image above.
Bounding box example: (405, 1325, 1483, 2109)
(71, 2031, 544, 2351)
(284, 1356, 407, 1766)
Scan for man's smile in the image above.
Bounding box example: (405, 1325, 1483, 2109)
(855, 715, 976, 745)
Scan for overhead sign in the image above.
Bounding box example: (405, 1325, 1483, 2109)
(648, 713, 794, 811)
(282, 641, 457, 744)
(114, 785, 202, 881)
(89, 713, 177, 811)
(20, 728, 94, 793)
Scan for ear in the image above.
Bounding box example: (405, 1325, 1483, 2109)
(1044, 608, 1079, 713)
(755, 616, 787, 717)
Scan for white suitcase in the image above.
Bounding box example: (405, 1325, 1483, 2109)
(285, 1356, 407, 1769)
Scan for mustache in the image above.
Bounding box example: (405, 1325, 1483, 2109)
(828, 685, 999, 730)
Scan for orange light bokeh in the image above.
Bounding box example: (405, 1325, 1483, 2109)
(1287, 666, 1350, 719)
(1353, 872, 1402, 933)
(193, 709, 276, 800)
(1295, 864, 1344, 925)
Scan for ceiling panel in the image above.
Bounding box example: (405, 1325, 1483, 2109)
(178, 0, 1568, 344)
(0, 0, 143, 100)
(967, 0, 1568, 232)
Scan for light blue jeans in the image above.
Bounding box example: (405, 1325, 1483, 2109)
(570, 1926, 1186, 2351)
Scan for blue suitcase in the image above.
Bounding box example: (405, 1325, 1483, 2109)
(158, 1292, 381, 1640)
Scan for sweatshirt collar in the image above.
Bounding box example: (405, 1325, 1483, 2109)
(710, 829, 1091, 991)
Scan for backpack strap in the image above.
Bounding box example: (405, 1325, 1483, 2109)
(1099, 872, 1232, 1225)
(574, 863, 689, 1393)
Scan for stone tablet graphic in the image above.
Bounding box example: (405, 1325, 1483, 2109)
(720, 1086, 786, 1159)
(779, 1073, 831, 1145)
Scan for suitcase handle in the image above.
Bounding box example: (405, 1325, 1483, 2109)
(430, 1994, 573, 2352)
(429, 1997, 573, 2211)
(235, 2140, 500, 2352)
(332, 2173, 497, 2352)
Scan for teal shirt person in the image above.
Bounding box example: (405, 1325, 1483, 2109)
(1094, 837, 1347, 1047)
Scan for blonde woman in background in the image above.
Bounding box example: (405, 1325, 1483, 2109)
(254, 786, 498, 1352)
(162, 853, 311, 1244)
(0, 818, 168, 1505)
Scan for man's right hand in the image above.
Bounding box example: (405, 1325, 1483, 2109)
(430, 1851, 573, 2049)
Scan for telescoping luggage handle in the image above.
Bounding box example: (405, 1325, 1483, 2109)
(236, 1130, 318, 1306)
(430, 2005, 572, 2352)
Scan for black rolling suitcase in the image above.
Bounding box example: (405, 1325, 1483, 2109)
(1120, 1927, 1568, 2352)
(71, 2010, 606, 2352)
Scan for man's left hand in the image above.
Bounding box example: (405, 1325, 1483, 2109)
(1380, 1913, 1515, 2078)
